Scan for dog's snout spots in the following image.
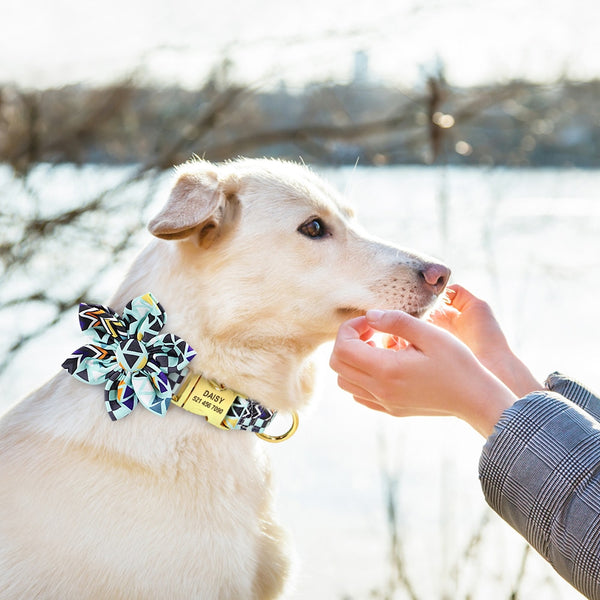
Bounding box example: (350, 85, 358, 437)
(419, 263, 451, 296)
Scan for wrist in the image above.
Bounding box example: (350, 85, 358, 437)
(479, 351, 543, 398)
(495, 353, 543, 398)
(459, 368, 518, 438)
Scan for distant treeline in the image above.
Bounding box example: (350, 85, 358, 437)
(1, 76, 599, 172)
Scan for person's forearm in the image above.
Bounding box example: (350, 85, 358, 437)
(479, 350, 543, 399)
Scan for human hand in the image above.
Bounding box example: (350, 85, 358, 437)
(329, 309, 517, 438)
(430, 285, 543, 397)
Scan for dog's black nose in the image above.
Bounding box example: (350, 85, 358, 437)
(419, 263, 451, 296)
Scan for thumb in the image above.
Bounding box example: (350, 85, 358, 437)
(366, 309, 435, 349)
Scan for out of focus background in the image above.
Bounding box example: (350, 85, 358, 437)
(2, 1, 600, 598)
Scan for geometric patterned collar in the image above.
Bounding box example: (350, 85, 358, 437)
(171, 372, 299, 443)
(61, 292, 298, 443)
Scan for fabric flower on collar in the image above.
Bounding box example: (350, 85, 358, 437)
(62, 292, 196, 421)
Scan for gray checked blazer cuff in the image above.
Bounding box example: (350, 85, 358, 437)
(479, 373, 600, 600)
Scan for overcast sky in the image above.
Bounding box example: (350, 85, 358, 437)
(3, 0, 600, 89)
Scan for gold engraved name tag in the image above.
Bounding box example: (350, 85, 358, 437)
(171, 374, 237, 429)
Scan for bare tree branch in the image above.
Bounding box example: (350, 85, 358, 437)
(1, 68, 597, 379)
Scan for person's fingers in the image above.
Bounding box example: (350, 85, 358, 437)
(365, 309, 439, 351)
(353, 396, 390, 414)
(331, 319, 393, 377)
(388, 407, 454, 417)
(330, 344, 376, 378)
(442, 285, 457, 304)
(353, 395, 455, 417)
(338, 369, 457, 418)
(382, 334, 407, 350)
(330, 317, 371, 369)
(444, 284, 484, 313)
(427, 302, 459, 329)
(336, 375, 377, 401)
(336, 316, 375, 342)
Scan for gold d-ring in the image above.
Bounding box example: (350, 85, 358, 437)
(256, 411, 299, 443)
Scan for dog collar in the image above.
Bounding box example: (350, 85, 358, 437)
(172, 373, 299, 442)
(61, 292, 298, 443)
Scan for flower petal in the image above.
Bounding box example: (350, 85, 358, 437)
(132, 370, 170, 417)
(62, 344, 116, 385)
(148, 333, 196, 374)
(122, 293, 166, 343)
(78, 302, 127, 344)
(104, 378, 137, 421)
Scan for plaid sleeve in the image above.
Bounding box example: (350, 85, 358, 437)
(546, 371, 600, 422)
(479, 390, 600, 600)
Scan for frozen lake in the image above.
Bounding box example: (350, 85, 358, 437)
(2, 164, 600, 599)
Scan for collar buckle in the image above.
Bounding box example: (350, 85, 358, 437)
(173, 373, 298, 442)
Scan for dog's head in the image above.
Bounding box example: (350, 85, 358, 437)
(147, 158, 449, 351)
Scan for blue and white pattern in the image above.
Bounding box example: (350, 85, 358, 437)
(224, 397, 275, 433)
(62, 293, 196, 420)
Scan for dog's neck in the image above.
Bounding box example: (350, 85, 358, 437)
(9, 239, 320, 474)
(109, 240, 318, 414)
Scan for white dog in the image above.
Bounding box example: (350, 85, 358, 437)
(0, 158, 449, 599)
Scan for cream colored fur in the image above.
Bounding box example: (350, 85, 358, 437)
(0, 158, 448, 599)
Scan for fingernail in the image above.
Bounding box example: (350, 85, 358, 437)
(366, 309, 385, 322)
(441, 289, 453, 304)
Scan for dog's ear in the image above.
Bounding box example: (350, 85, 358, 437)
(148, 164, 236, 247)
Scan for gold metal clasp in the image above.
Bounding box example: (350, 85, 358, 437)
(171, 374, 236, 429)
(256, 411, 299, 443)
(174, 374, 299, 442)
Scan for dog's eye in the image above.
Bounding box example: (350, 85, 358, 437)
(298, 218, 327, 239)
